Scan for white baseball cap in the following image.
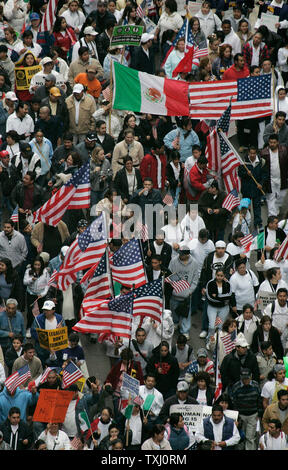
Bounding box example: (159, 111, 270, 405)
(73, 84, 84, 94)
(141, 33, 154, 43)
(215, 240, 226, 248)
(5, 91, 18, 101)
(235, 332, 249, 348)
(41, 56, 54, 65)
(42, 300, 56, 310)
(84, 26, 98, 36)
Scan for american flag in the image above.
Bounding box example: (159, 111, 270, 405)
(62, 361, 84, 389)
(111, 238, 147, 288)
(57, 214, 107, 290)
(222, 189, 241, 212)
(5, 364, 31, 393)
(81, 254, 112, 313)
(11, 205, 19, 223)
(39, 0, 58, 32)
(48, 269, 58, 288)
(275, 234, 288, 262)
(188, 74, 272, 120)
(163, 192, 174, 206)
(213, 357, 223, 403)
(221, 330, 236, 355)
(70, 436, 83, 450)
(39, 367, 53, 384)
(133, 279, 163, 322)
(161, 19, 208, 68)
(102, 85, 111, 102)
(165, 272, 190, 294)
(239, 232, 254, 251)
(73, 292, 134, 338)
(217, 104, 241, 193)
(140, 223, 149, 242)
(33, 161, 91, 226)
(206, 127, 221, 175)
(136, 0, 146, 18)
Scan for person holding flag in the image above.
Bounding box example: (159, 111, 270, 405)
(164, 37, 185, 78)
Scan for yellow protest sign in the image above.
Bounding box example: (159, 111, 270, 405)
(36, 326, 68, 351)
(15, 65, 42, 90)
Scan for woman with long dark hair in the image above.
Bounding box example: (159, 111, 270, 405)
(23, 255, 50, 336)
(53, 16, 77, 60)
(117, 114, 145, 144)
(0, 258, 24, 310)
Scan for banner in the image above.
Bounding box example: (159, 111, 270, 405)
(122, 372, 140, 397)
(32, 389, 73, 423)
(257, 291, 277, 312)
(111, 25, 144, 47)
(170, 404, 238, 432)
(36, 326, 68, 351)
(15, 65, 42, 90)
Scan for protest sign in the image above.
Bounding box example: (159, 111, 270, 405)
(15, 64, 42, 90)
(188, 1, 202, 16)
(32, 389, 73, 423)
(170, 404, 238, 432)
(122, 372, 140, 397)
(257, 291, 276, 311)
(111, 25, 144, 47)
(142, 16, 157, 34)
(36, 326, 68, 351)
(260, 13, 279, 33)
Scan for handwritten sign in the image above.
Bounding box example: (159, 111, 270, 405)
(36, 326, 68, 351)
(170, 404, 238, 432)
(257, 291, 276, 312)
(32, 389, 73, 423)
(122, 372, 140, 397)
(260, 13, 279, 33)
(188, 1, 202, 16)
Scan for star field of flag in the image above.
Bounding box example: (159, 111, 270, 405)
(108, 292, 134, 314)
(66, 160, 90, 188)
(78, 216, 106, 252)
(237, 74, 271, 102)
(134, 278, 162, 300)
(92, 253, 106, 277)
(112, 238, 142, 267)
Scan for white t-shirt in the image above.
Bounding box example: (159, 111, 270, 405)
(261, 378, 288, 404)
(230, 270, 259, 310)
(197, 389, 207, 405)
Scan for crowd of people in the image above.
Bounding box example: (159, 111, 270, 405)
(0, 0, 287, 453)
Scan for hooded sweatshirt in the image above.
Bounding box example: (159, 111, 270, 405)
(168, 255, 199, 300)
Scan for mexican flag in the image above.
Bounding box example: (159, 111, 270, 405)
(78, 410, 91, 433)
(249, 231, 265, 251)
(112, 62, 190, 116)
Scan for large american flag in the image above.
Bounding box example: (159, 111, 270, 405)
(73, 292, 134, 338)
(275, 234, 288, 262)
(5, 364, 31, 393)
(111, 238, 147, 288)
(57, 214, 107, 290)
(33, 161, 91, 226)
(221, 330, 237, 355)
(188, 74, 272, 120)
(222, 189, 240, 212)
(217, 104, 241, 193)
(165, 272, 190, 294)
(62, 361, 84, 389)
(81, 254, 113, 313)
(133, 279, 163, 322)
(39, 0, 58, 32)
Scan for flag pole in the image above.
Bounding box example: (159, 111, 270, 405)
(159, 275, 165, 371)
(218, 129, 265, 195)
(128, 284, 135, 375)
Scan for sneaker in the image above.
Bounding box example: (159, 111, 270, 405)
(199, 330, 208, 339)
(26, 328, 31, 338)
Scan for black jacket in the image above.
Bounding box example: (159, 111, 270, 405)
(166, 162, 184, 191)
(198, 189, 229, 232)
(238, 155, 268, 198)
(114, 167, 143, 201)
(146, 350, 180, 397)
(251, 325, 284, 360)
(189, 385, 215, 406)
(199, 251, 234, 289)
(220, 349, 260, 391)
(4, 346, 23, 375)
(0, 419, 33, 450)
(144, 241, 172, 269)
(96, 30, 111, 65)
(94, 134, 115, 157)
(131, 46, 155, 74)
(10, 181, 46, 213)
(206, 278, 236, 308)
(41, 96, 69, 133)
(158, 394, 198, 424)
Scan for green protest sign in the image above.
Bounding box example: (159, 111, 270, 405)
(111, 25, 144, 47)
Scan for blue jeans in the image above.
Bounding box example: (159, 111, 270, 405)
(207, 304, 230, 339)
(170, 295, 192, 335)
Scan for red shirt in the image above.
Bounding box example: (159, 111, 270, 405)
(222, 64, 250, 81)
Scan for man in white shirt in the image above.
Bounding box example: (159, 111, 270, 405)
(6, 102, 34, 141)
(195, 404, 240, 450)
(259, 418, 288, 450)
(264, 288, 288, 334)
(29, 58, 66, 94)
(221, 19, 241, 56)
(139, 374, 164, 425)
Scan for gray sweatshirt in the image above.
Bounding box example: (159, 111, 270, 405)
(168, 255, 199, 300)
